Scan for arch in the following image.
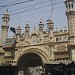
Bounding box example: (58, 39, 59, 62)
(17, 52, 43, 69)
(16, 46, 50, 65)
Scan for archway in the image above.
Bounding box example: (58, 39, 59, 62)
(17, 52, 43, 75)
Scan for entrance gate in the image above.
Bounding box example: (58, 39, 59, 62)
(17, 53, 44, 75)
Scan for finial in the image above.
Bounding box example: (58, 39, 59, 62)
(25, 21, 30, 28)
(50, 17, 52, 20)
(27, 21, 28, 23)
(19, 23, 20, 25)
(40, 18, 43, 23)
(26, 21, 28, 24)
(56, 27, 58, 31)
(18, 26, 21, 29)
(26, 21, 29, 25)
(65, 26, 66, 29)
(56, 27, 57, 30)
(47, 17, 52, 21)
(4, 9, 9, 14)
(6, 9, 8, 13)
(55, 27, 58, 32)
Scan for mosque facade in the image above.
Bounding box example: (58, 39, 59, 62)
(0, 0, 75, 75)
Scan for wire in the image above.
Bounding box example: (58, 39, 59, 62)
(0, 0, 22, 6)
(50, 0, 56, 17)
(10, 1, 64, 16)
(0, 0, 34, 8)
(10, 5, 65, 22)
(0, 0, 53, 16)
(9, 0, 50, 13)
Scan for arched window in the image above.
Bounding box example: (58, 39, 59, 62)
(69, 3, 70, 9)
(72, 3, 73, 8)
(60, 37, 63, 42)
(64, 36, 68, 41)
(31, 35, 38, 44)
(56, 38, 58, 42)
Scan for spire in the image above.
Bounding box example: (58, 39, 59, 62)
(16, 24, 21, 35)
(47, 17, 54, 30)
(6, 9, 8, 13)
(25, 21, 30, 28)
(25, 21, 30, 35)
(38, 19, 44, 32)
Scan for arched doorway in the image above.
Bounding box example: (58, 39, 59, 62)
(17, 52, 43, 75)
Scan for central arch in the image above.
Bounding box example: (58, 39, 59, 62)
(17, 52, 43, 75)
(17, 52, 43, 69)
(16, 46, 50, 75)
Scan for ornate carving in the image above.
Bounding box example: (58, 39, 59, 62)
(56, 45, 66, 51)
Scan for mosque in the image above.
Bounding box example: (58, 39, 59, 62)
(0, 0, 75, 75)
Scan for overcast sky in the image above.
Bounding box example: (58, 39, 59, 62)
(0, 0, 68, 37)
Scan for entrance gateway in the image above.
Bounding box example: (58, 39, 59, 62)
(17, 52, 45, 75)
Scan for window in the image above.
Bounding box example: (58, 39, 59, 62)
(56, 38, 58, 42)
(31, 35, 37, 44)
(60, 37, 63, 42)
(72, 3, 73, 8)
(64, 36, 68, 41)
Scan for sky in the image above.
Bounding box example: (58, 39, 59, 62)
(0, 0, 68, 37)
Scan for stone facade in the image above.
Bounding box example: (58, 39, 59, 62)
(0, 0, 75, 71)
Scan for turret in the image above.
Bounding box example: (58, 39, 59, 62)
(65, 0, 75, 61)
(16, 25, 21, 43)
(47, 17, 54, 37)
(38, 19, 44, 32)
(1, 9, 10, 44)
(38, 19, 44, 43)
(25, 21, 30, 35)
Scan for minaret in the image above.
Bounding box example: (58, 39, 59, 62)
(1, 9, 10, 44)
(47, 17, 54, 38)
(25, 21, 30, 36)
(65, 0, 75, 61)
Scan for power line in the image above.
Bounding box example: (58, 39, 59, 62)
(50, 0, 56, 17)
(9, 0, 50, 13)
(0, 0, 52, 16)
(0, 0, 22, 6)
(10, 5, 65, 21)
(0, 5, 66, 32)
(10, 1, 64, 16)
(0, 0, 34, 8)
(0, 1, 65, 21)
